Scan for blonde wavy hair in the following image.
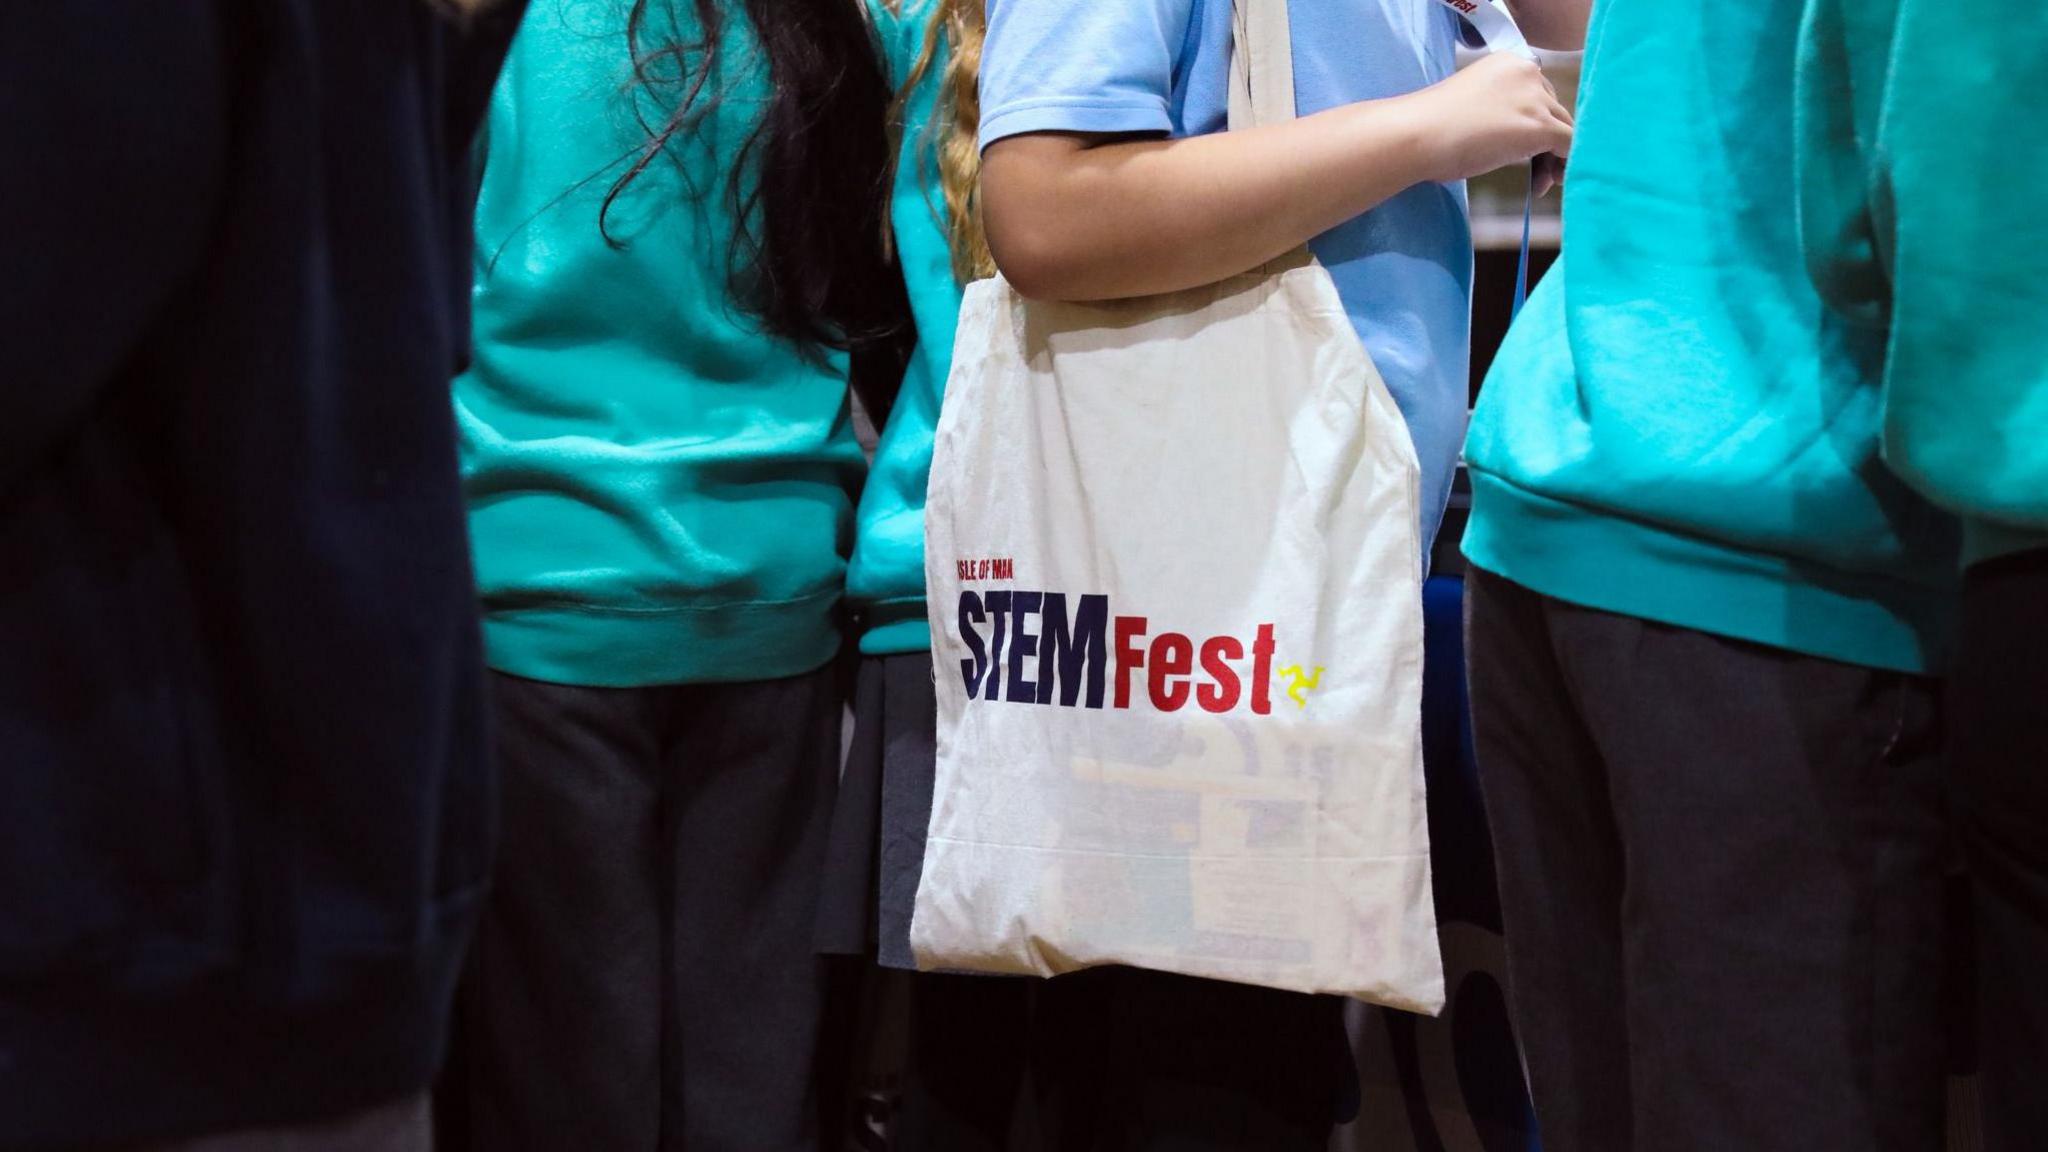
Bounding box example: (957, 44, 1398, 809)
(891, 0, 991, 283)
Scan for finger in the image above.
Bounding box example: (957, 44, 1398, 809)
(1546, 118, 1573, 161)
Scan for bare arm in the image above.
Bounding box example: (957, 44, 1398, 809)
(984, 102, 1436, 301)
(1505, 0, 1593, 52)
(983, 54, 1573, 301)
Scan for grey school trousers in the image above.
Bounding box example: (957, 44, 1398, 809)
(1464, 567, 1949, 1152)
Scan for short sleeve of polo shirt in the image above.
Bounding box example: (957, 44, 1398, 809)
(978, 0, 1198, 150)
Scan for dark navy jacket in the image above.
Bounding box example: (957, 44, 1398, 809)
(0, 3, 520, 1145)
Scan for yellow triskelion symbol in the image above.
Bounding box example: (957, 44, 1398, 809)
(1274, 663, 1324, 709)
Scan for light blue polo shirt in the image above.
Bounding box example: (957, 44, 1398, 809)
(979, 0, 1473, 544)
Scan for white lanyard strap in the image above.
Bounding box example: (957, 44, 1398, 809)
(1431, 0, 1534, 59)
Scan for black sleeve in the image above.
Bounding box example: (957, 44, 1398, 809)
(439, 0, 527, 378)
(1, 3, 228, 485)
(444, 0, 528, 147)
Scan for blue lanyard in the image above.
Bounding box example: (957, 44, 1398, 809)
(1514, 162, 1534, 318)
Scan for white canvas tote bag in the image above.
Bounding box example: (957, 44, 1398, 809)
(911, 0, 1442, 1012)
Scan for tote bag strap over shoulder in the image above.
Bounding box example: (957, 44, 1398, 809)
(1226, 0, 1297, 131)
(1227, 0, 1313, 271)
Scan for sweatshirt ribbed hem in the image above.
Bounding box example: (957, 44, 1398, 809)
(857, 597, 932, 656)
(1, 899, 473, 1150)
(1463, 469, 1951, 675)
(482, 591, 843, 687)
(1964, 519, 2048, 569)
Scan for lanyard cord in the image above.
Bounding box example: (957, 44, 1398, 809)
(1430, 0, 1541, 318)
(1514, 161, 1533, 318)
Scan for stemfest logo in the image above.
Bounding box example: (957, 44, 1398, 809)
(953, 557, 1324, 715)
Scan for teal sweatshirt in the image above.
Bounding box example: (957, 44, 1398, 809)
(1462, 0, 1959, 675)
(1798, 0, 2048, 566)
(848, 0, 967, 655)
(455, 3, 864, 687)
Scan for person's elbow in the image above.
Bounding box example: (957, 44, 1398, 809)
(981, 135, 1102, 301)
(986, 214, 1084, 301)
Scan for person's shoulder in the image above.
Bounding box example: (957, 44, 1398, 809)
(990, 0, 1199, 34)
(983, 0, 1203, 73)
(868, 0, 938, 49)
(978, 0, 1199, 147)
(867, 0, 945, 84)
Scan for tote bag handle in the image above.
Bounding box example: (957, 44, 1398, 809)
(1227, 0, 1298, 131)
(1226, 0, 1311, 271)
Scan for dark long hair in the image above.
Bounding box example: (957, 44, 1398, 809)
(604, 0, 912, 414)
